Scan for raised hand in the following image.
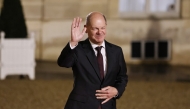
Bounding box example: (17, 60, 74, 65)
(70, 17, 87, 47)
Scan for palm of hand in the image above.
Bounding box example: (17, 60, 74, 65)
(71, 17, 86, 42)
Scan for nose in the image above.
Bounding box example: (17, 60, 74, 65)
(97, 29, 101, 35)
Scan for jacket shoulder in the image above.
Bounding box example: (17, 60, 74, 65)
(105, 41, 122, 50)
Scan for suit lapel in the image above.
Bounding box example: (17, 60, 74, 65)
(82, 39, 102, 81)
(104, 41, 114, 80)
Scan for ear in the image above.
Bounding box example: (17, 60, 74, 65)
(84, 25, 88, 33)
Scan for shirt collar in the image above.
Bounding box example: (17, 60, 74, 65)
(89, 39, 105, 49)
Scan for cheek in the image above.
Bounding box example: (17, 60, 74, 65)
(103, 30, 106, 33)
(90, 30, 96, 34)
(93, 32, 98, 35)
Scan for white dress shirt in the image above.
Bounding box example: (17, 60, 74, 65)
(89, 40, 107, 76)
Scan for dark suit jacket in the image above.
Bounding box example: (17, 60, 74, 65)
(57, 39, 128, 109)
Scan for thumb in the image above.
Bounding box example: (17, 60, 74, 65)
(81, 27, 87, 35)
(101, 86, 110, 91)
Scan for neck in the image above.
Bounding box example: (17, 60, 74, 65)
(89, 39, 104, 46)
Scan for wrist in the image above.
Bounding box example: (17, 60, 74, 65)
(114, 92, 119, 98)
(114, 88, 119, 98)
(70, 41, 78, 47)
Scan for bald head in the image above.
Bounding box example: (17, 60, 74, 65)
(84, 12, 107, 45)
(85, 12, 107, 26)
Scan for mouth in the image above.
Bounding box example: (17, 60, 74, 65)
(95, 36, 103, 40)
(96, 35, 103, 37)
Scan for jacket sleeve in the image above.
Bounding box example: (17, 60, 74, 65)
(114, 47, 128, 99)
(57, 42, 77, 68)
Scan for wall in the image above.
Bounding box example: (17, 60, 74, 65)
(0, 0, 190, 66)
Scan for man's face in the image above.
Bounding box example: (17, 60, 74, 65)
(85, 15, 106, 45)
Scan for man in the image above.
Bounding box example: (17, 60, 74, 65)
(57, 12, 128, 109)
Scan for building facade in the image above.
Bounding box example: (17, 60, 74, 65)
(0, 0, 190, 66)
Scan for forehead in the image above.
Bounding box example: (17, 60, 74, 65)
(88, 16, 106, 27)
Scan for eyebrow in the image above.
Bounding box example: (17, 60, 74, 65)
(91, 25, 106, 28)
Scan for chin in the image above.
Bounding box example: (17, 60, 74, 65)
(96, 37, 104, 41)
(96, 40, 104, 44)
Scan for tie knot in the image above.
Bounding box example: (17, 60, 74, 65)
(95, 46, 102, 52)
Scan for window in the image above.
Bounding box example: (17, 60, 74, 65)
(131, 41, 141, 58)
(131, 40, 171, 60)
(119, 0, 180, 18)
(145, 41, 155, 58)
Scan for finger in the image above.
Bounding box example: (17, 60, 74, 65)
(96, 96, 107, 99)
(78, 18, 82, 28)
(72, 18, 76, 28)
(101, 86, 110, 91)
(76, 17, 80, 28)
(96, 93, 109, 99)
(96, 90, 102, 93)
(102, 98, 111, 104)
(95, 93, 108, 97)
(96, 90, 108, 94)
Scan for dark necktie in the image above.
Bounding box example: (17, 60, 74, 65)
(95, 46, 104, 80)
(96, 46, 104, 109)
(95, 46, 104, 109)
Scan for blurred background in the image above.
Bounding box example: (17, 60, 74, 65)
(0, 0, 190, 109)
